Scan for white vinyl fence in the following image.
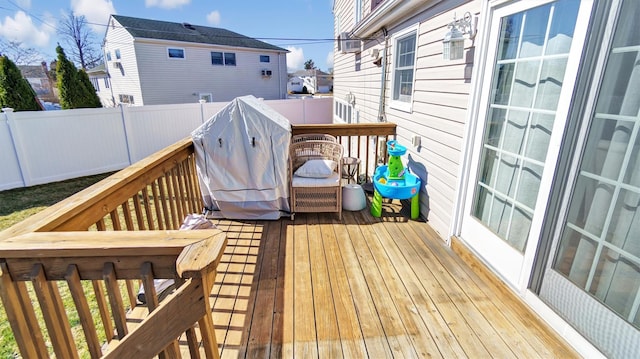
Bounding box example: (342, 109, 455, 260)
(1, 96, 332, 191)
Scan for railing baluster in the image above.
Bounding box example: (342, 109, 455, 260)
(0, 262, 48, 358)
(142, 186, 156, 230)
(132, 192, 146, 230)
(122, 201, 135, 231)
(65, 265, 102, 359)
(182, 161, 197, 214)
(125, 280, 137, 309)
(141, 262, 181, 359)
(157, 177, 172, 229)
(110, 209, 122, 231)
(92, 280, 114, 343)
(171, 168, 186, 224)
(198, 271, 220, 359)
(152, 181, 165, 230)
(165, 172, 180, 229)
(96, 218, 106, 231)
(30, 264, 79, 359)
(103, 263, 128, 339)
(188, 157, 203, 213)
(176, 166, 188, 219)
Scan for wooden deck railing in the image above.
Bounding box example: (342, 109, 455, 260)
(0, 122, 397, 358)
(0, 230, 226, 358)
(292, 123, 397, 183)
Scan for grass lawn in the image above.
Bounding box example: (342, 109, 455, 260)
(0, 172, 114, 358)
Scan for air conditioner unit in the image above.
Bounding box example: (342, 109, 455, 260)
(261, 69, 272, 77)
(340, 32, 361, 53)
(112, 61, 121, 69)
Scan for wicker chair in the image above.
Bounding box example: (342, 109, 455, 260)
(289, 140, 344, 220)
(291, 133, 337, 143)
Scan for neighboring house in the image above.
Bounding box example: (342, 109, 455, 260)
(18, 62, 58, 104)
(288, 69, 333, 94)
(333, 0, 638, 358)
(86, 63, 114, 107)
(102, 15, 289, 106)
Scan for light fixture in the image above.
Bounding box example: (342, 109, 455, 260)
(443, 12, 477, 60)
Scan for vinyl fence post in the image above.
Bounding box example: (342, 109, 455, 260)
(119, 104, 133, 165)
(2, 108, 27, 188)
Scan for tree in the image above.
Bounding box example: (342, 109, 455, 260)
(0, 56, 42, 111)
(304, 59, 316, 70)
(57, 11, 100, 69)
(77, 68, 102, 108)
(56, 45, 101, 109)
(0, 40, 44, 65)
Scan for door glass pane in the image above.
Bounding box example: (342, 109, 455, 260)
(552, 0, 640, 328)
(546, 0, 580, 55)
(473, 0, 578, 252)
(535, 58, 568, 110)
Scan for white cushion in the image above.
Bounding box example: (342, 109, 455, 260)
(294, 159, 336, 178)
(292, 172, 341, 187)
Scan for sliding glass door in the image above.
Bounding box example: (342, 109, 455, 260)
(540, 1, 640, 357)
(461, 0, 590, 289)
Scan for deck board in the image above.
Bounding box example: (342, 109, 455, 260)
(203, 200, 578, 359)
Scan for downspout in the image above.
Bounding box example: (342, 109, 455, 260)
(278, 52, 284, 99)
(377, 27, 389, 122)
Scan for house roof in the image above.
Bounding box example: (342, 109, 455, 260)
(86, 63, 106, 75)
(111, 15, 287, 53)
(18, 65, 47, 79)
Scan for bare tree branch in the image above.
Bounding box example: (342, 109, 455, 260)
(0, 40, 44, 65)
(57, 10, 101, 69)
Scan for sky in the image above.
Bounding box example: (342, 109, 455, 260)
(0, 0, 336, 71)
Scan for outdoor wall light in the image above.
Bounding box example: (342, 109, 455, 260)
(443, 12, 477, 61)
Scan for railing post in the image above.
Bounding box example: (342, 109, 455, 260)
(0, 262, 48, 358)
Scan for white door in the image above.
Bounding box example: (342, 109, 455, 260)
(539, 0, 640, 357)
(460, 0, 592, 289)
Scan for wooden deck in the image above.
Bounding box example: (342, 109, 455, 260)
(205, 200, 578, 358)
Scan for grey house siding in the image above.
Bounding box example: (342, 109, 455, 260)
(135, 41, 286, 105)
(104, 18, 143, 106)
(333, 0, 480, 239)
(103, 15, 287, 106)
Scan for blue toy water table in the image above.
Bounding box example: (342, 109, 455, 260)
(371, 140, 421, 219)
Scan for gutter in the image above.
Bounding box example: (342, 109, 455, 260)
(354, 0, 441, 38)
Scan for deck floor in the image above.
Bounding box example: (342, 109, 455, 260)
(201, 200, 577, 358)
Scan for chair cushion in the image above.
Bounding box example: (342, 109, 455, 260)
(294, 159, 337, 178)
(292, 172, 341, 187)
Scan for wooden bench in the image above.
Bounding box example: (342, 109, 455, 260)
(0, 229, 226, 358)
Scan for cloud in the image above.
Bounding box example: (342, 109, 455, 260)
(326, 51, 334, 70)
(0, 11, 52, 47)
(286, 46, 304, 71)
(71, 0, 116, 33)
(145, 0, 191, 9)
(206, 11, 220, 26)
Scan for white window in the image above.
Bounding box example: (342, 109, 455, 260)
(390, 26, 418, 112)
(90, 77, 99, 91)
(199, 93, 212, 102)
(167, 47, 185, 59)
(260, 55, 270, 63)
(115, 49, 121, 60)
(119, 94, 134, 104)
(211, 52, 236, 66)
(334, 99, 358, 124)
